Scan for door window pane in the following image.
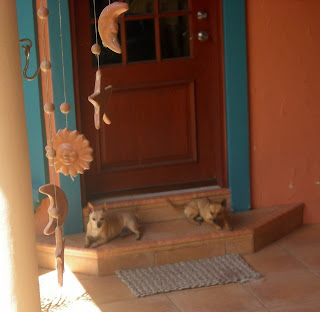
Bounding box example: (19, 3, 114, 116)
(91, 25, 122, 66)
(125, 0, 154, 15)
(126, 19, 156, 63)
(160, 15, 190, 59)
(159, 0, 188, 13)
(90, 0, 120, 19)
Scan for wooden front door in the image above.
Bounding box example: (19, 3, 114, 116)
(69, 0, 226, 199)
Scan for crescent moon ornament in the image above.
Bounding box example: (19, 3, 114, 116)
(39, 184, 68, 287)
(98, 2, 129, 54)
(39, 184, 68, 235)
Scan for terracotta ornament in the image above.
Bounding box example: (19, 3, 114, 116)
(39, 184, 68, 235)
(48, 128, 93, 177)
(60, 102, 71, 114)
(88, 69, 112, 129)
(55, 225, 65, 287)
(39, 184, 68, 287)
(98, 1, 129, 54)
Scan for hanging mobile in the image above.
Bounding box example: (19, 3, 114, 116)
(88, 0, 128, 129)
(54, 0, 94, 178)
(37, 2, 68, 287)
(36, 0, 94, 287)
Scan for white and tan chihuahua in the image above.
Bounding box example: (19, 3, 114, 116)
(84, 202, 141, 248)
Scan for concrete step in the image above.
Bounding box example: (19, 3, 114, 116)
(36, 202, 304, 276)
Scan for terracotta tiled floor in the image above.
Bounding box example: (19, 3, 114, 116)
(39, 224, 320, 312)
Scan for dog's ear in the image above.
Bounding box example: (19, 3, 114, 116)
(102, 202, 108, 212)
(87, 202, 94, 213)
(221, 198, 227, 207)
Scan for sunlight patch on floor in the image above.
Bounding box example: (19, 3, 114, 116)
(39, 265, 101, 312)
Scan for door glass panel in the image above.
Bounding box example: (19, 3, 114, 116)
(159, 0, 188, 13)
(126, 19, 156, 63)
(160, 15, 190, 59)
(125, 0, 154, 15)
(89, 0, 120, 19)
(91, 25, 122, 66)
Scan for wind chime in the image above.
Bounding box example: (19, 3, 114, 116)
(36, 0, 95, 287)
(88, 0, 128, 129)
(21, 0, 128, 287)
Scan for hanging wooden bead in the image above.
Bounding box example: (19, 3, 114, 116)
(60, 102, 71, 114)
(37, 7, 49, 19)
(40, 60, 51, 72)
(46, 147, 56, 160)
(91, 43, 101, 55)
(44, 103, 55, 114)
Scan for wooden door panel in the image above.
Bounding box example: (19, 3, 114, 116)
(69, 0, 226, 198)
(99, 80, 197, 171)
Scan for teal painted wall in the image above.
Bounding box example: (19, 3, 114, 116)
(47, 0, 83, 234)
(222, 0, 251, 212)
(16, 0, 48, 211)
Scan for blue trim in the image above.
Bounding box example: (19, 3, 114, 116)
(47, 0, 83, 234)
(222, 0, 251, 212)
(16, 0, 49, 212)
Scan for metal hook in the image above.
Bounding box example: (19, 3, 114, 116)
(19, 38, 41, 81)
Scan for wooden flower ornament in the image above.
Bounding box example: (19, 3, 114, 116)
(48, 128, 93, 177)
(98, 1, 129, 54)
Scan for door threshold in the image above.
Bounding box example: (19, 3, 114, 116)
(93, 185, 224, 205)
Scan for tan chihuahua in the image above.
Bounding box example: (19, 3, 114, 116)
(84, 202, 141, 248)
(167, 197, 232, 231)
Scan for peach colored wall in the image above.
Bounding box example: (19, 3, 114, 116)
(247, 0, 320, 223)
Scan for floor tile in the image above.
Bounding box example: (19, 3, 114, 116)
(99, 295, 180, 312)
(277, 224, 320, 249)
(270, 300, 320, 312)
(281, 243, 320, 272)
(79, 274, 135, 305)
(167, 284, 263, 312)
(243, 271, 320, 309)
(243, 244, 308, 276)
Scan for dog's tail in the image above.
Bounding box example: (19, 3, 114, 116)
(166, 199, 185, 210)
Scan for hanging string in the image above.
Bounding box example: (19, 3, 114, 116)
(58, 0, 67, 104)
(92, 0, 100, 69)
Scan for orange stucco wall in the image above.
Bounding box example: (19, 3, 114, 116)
(247, 0, 320, 223)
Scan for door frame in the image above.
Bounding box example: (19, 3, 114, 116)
(19, 0, 250, 234)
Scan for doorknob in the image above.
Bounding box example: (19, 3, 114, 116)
(197, 31, 209, 42)
(197, 10, 208, 20)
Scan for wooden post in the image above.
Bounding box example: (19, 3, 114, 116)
(0, 1, 41, 311)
